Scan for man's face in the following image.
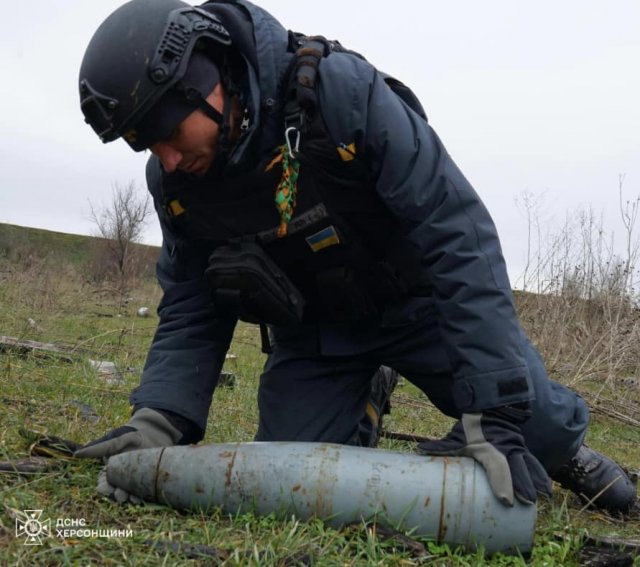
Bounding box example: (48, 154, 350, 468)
(149, 84, 223, 176)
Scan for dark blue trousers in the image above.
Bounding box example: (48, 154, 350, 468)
(255, 318, 589, 472)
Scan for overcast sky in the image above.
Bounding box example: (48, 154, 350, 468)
(2, 1, 639, 284)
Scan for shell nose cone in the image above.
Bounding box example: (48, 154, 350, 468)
(107, 447, 165, 501)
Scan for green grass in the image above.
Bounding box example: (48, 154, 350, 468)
(0, 223, 94, 267)
(1, 253, 639, 565)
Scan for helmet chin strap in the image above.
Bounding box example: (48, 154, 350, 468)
(182, 85, 234, 159)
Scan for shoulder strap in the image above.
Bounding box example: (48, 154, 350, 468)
(283, 32, 428, 134)
(283, 34, 338, 132)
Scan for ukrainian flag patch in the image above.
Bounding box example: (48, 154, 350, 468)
(306, 225, 340, 252)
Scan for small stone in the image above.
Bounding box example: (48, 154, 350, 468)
(218, 371, 236, 388)
(88, 359, 124, 385)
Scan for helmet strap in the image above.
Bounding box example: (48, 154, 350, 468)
(182, 86, 224, 125)
(181, 85, 233, 159)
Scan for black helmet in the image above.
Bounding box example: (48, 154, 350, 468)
(79, 0, 231, 150)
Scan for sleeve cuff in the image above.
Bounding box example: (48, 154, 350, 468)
(452, 366, 534, 412)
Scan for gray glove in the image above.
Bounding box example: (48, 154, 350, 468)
(74, 408, 182, 460)
(96, 467, 143, 504)
(418, 406, 552, 506)
(75, 408, 182, 504)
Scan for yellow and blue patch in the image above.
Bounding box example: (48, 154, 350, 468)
(305, 225, 340, 252)
(336, 142, 356, 162)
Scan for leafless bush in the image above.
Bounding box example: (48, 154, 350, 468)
(514, 177, 640, 406)
(89, 181, 152, 296)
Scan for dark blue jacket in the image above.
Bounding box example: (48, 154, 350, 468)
(131, 0, 533, 434)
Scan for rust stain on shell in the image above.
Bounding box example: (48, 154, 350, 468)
(313, 446, 339, 517)
(158, 470, 171, 483)
(437, 458, 448, 540)
(224, 448, 238, 487)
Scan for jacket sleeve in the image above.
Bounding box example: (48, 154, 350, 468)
(317, 54, 534, 413)
(129, 157, 237, 435)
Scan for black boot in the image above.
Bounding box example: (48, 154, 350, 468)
(551, 445, 637, 514)
(357, 366, 399, 447)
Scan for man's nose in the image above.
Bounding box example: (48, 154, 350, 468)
(152, 143, 183, 173)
